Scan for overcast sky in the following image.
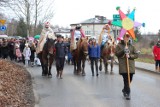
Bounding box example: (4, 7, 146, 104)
(51, 0, 160, 34)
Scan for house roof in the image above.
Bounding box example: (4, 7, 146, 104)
(70, 16, 111, 25)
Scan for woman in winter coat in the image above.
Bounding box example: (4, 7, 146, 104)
(115, 33, 139, 100)
(88, 37, 100, 76)
(153, 40, 160, 72)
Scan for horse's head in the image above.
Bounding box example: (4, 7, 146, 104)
(103, 40, 116, 57)
(44, 38, 55, 54)
(79, 37, 88, 56)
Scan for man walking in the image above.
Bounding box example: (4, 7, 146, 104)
(55, 34, 67, 79)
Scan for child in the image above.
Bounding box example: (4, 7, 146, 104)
(15, 44, 22, 62)
(23, 43, 31, 67)
(30, 42, 36, 67)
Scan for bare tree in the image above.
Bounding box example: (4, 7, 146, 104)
(4, 0, 55, 37)
(0, 0, 8, 6)
(34, 0, 55, 35)
(5, 0, 35, 37)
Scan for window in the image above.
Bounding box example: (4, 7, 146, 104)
(85, 31, 91, 35)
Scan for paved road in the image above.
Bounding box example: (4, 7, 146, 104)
(27, 62, 160, 107)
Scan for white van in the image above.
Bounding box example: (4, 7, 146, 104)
(0, 35, 8, 39)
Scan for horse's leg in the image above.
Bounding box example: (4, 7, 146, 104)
(73, 58, 77, 74)
(110, 58, 114, 74)
(42, 54, 48, 76)
(77, 59, 81, 74)
(99, 58, 102, 71)
(103, 58, 108, 74)
(48, 55, 54, 77)
(81, 59, 86, 76)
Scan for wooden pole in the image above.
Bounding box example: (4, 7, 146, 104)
(125, 42, 131, 87)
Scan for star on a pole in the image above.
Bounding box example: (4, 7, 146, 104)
(112, 6, 144, 40)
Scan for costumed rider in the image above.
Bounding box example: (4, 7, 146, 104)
(101, 24, 114, 51)
(36, 22, 56, 56)
(70, 24, 85, 52)
(74, 24, 85, 42)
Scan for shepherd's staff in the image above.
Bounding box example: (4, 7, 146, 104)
(125, 41, 131, 87)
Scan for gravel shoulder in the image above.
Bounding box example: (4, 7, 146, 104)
(0, 59, 35, 107)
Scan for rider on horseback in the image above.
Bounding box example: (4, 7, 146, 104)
(100, 24, 114, 52)
(36, 22, 56, 55)
(70, 24, 85, 52)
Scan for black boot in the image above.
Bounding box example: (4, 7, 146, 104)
(60, 71, 63, 79)
(96, 70, 99, 76)
(56, 71, 59, 78)
(125, 94, 130, 100)
(91, 64, 94, 76)
(92, 71, 94, 76)
(122, 89, 130, 100)
(122, 89, 127, 97)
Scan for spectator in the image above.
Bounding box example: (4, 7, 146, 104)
(15, 44, 22, 62)
(1, 38, 9, 59)
(23, 43, 31, 67)
(8, 38, 15, 60)
(29, 42, 36, 67)
(153, 40, 160, 72)
(0, 39, 2, 58)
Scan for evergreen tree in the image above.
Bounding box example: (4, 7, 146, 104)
(158, 29, 160, 39)
(16, 18, 27, 37)
(35, 21, 43, 35)
(134, 27, 142, 41)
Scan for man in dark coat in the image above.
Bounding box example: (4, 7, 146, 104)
(8, 38, 15, 60)
(55, 34, 67, 79)
(1, 38, 9, 59)
(115, 33, 139, 100)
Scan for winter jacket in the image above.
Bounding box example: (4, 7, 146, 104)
(153, 44, 160, 60)
(88, 44, 100, 58)
(55, 41, 67, 58)
(16, 48, 22, 58)
(1, 42, 9, 55)
(115, 40, 139, 74)
(23, 47, 31, 60)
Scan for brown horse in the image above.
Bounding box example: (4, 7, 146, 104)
(99, 41, 116, 74)
(72, 38, 88, 76)
(38, 38, 55, 77)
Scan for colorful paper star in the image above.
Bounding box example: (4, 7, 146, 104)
(112, 6, 144, 40)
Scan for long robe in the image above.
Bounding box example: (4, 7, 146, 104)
(36, 27, 56, 54)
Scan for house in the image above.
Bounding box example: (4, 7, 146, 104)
(70, 15, 120, 40)
(53, 28, 71, 38)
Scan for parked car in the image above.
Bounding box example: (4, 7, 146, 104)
(0, 35, 8, 39)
